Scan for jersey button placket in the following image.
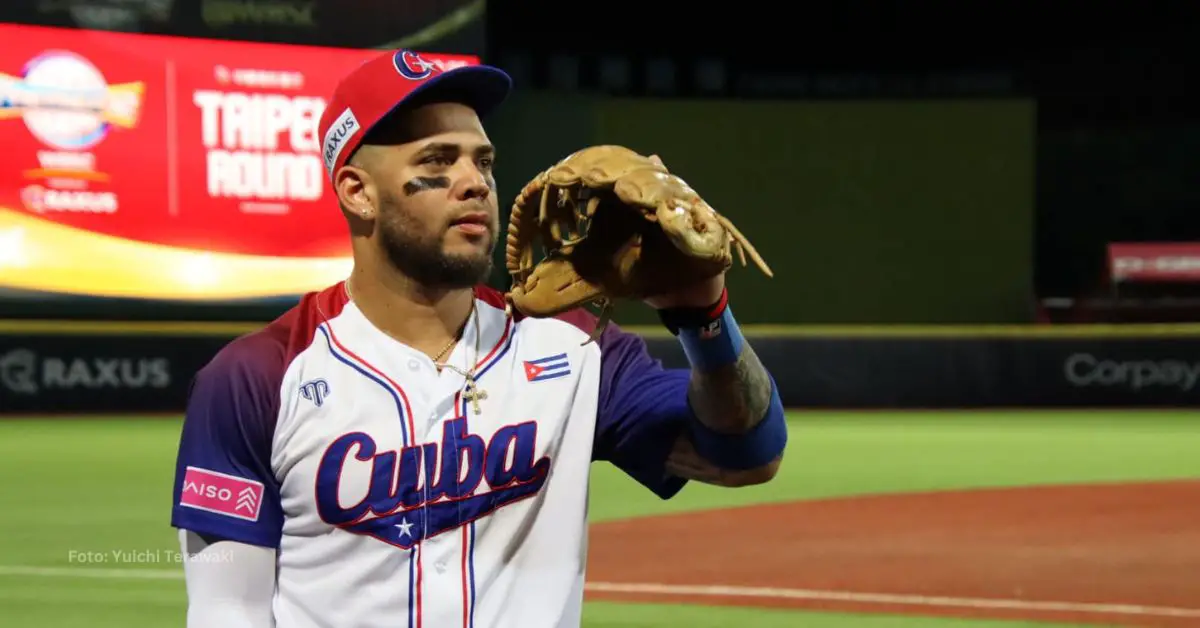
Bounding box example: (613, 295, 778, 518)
(397, 353, 433, 551)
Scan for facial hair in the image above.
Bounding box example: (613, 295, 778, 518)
(376, 188, 495, 289)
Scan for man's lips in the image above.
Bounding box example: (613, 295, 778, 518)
(451, 212, 490, 236)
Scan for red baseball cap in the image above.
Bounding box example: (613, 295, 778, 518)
(317, 48, 512, 183)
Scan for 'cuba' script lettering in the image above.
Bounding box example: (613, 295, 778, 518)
(315, 418, 550, 548)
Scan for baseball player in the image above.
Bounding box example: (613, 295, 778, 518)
(171, 48, 788, 628)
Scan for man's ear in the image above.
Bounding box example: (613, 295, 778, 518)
(335, 162, 375, 221)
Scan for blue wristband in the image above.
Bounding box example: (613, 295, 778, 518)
(677, 304, 744, 370)
(688, 378, 787, 471)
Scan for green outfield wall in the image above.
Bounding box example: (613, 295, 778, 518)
(488, 94, 1036, 326)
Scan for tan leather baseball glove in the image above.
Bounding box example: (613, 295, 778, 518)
(503, 145, 773, 341)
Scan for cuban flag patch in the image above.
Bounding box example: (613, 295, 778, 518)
(524, 353, 570, 382)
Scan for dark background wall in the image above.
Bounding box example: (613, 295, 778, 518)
(488, 1, 1200, 320)
(488, 96, 1034, 325)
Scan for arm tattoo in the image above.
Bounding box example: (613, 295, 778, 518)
(685, 343, 773, 435)
(663, 433, 738, 486)
(663, 417, 777, 487)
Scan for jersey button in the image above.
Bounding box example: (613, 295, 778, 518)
(407, 359, 420, 371)
(435, 560, 447, 573)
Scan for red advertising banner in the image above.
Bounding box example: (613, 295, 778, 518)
(1108, 242, 1200, 283)
(0, 23, 480, 300)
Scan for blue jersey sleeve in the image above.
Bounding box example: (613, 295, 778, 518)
(592, 322, 691, 500)
(170, 333, 285, 548)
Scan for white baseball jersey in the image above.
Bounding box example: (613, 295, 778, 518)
(171, 281, 691, 628)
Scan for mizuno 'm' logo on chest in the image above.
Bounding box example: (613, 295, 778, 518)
(315, 418, 550, 548)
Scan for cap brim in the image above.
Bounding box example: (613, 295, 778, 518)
(402, 64, 512, 119)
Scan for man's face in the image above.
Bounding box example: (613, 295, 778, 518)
(342, 102, 499, 289)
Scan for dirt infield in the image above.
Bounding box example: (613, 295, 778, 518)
(586, 481, 1200, 626)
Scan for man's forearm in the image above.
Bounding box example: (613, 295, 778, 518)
(180, 530, 277, 627)
(686, 342, 774, 434)
(659, 288, 787, 480)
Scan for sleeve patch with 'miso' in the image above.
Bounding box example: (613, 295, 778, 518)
(179, 466, 265, 522)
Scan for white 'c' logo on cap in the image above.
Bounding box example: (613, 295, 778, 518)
(393, 50, 435, 80)
(322, 108, 359, 176)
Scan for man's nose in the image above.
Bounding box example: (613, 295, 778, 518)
(453, 165, 490, 201)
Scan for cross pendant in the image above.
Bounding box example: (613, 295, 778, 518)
(463, 380, 487, 415)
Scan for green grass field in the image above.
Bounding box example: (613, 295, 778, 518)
(1, 410, 1197, 627)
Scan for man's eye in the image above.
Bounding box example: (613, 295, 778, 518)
(424, 155, 454, 166)
(479, 157, 494, 169)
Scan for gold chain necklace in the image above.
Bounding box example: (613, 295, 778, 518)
(345, 280, 487, 414)
(431, 299, 475, 369)
(430, 332, 459, 363)
(345, 280, 466, 362)
(436, 303, 486, 415)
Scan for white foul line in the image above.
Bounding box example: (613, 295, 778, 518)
(0, 565, 182, 580)
(2, 566, 1199, 620)
(582, 582, 1200, 619)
